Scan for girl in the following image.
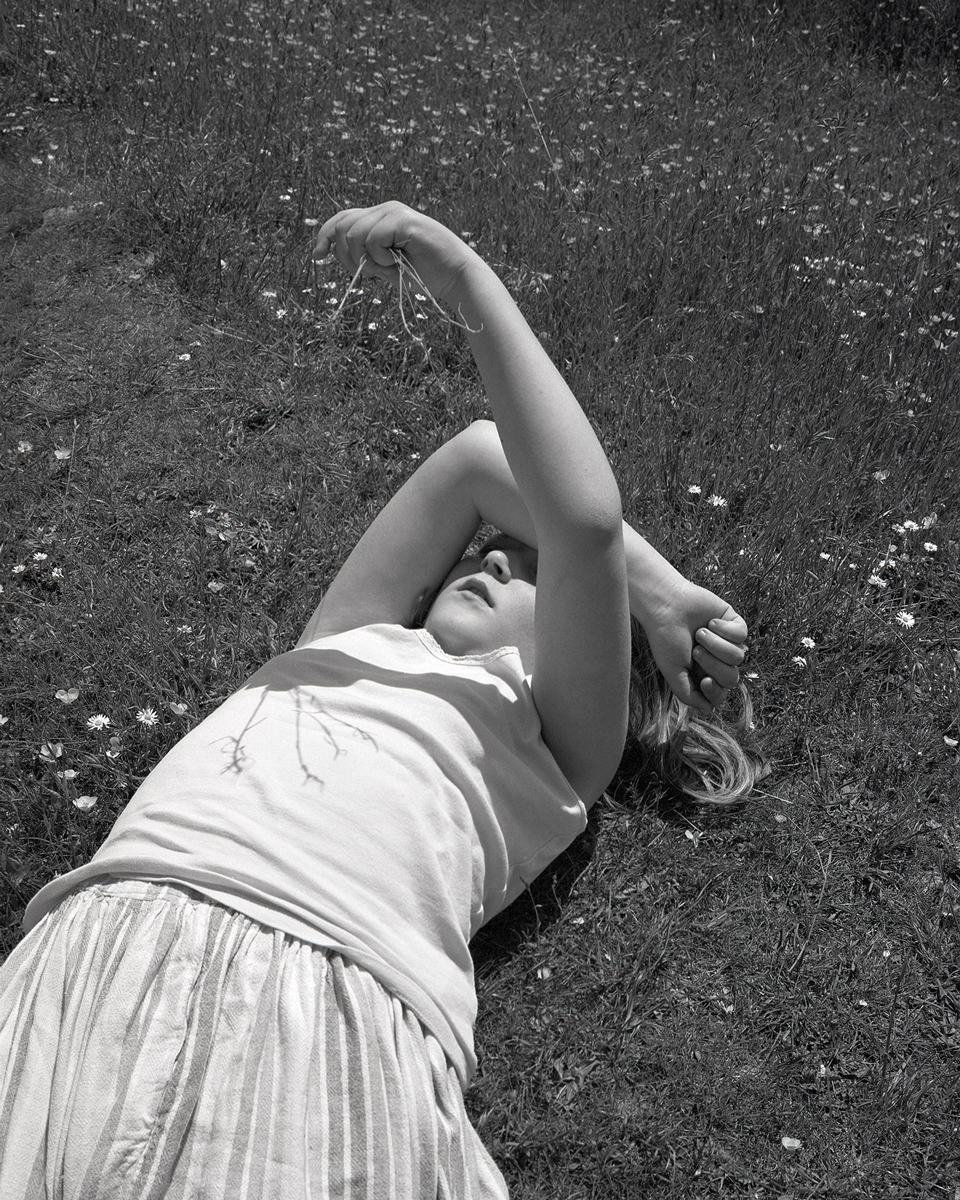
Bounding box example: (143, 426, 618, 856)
(0, 202, 752, 1199)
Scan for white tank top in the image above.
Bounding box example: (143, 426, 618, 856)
(24, 624, 587, 1085)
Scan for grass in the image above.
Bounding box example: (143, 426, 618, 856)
(2, 0, 960, 1195)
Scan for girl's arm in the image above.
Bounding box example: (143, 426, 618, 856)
(315, 203, 630, 798)
(301, 419, 746, 711)
(311, 202, 739, 795)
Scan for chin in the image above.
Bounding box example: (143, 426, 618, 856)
(424, 610, 485, 657)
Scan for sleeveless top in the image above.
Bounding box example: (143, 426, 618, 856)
(24, 624, 587, 1085)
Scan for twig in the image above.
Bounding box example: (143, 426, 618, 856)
(506, 49, 570, 205)
(331, 254, 368, 319)
(323, 247, 481, 344)
(390, 249, 481, 334)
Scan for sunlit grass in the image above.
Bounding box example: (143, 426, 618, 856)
(2, 0, 959, 1195)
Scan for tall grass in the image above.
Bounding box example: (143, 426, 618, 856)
(2, 0, 959, 1195)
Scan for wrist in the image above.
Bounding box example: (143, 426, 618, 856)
(623, 525, 689, 626)
(439, 250, 503, 314)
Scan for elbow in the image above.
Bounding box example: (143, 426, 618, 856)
(557, 475, 624, 546)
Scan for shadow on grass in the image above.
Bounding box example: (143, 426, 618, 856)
(470, 812, 602, 976)
(469, 763, 704, 976)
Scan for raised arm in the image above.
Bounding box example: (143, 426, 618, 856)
(315, 202, 630, 799)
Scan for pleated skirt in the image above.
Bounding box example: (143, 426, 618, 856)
(0, 879, 508, 1200)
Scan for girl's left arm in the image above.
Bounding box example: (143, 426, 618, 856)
(302, 420, 746, 715)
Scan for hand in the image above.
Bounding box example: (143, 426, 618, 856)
(313, 201, 475, 303)
(640, 579, 748, 715)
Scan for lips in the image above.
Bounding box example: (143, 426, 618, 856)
(458, 577, 492, 606)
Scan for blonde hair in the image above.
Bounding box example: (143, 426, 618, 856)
(622, 617, 766, 807)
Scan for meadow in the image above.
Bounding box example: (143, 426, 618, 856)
(2, 0, 959, 1194)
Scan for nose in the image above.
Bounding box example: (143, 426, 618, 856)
(481, 549, 511, 582)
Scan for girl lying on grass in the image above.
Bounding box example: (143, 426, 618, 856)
(0, 201, 758, 1199)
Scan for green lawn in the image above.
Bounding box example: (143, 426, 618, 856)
(2, 1, 959, 1195)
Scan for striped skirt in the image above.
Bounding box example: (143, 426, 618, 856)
(0, 880, 508, 1200)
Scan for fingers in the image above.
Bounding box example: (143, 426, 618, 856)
(314, 205, 407, 288)
(314, 207, 365, 260)
(693, 646, 740, 690)
(670, 669, 713, 716)
(697, 676, 727, 710)
(708, 611, 748, 644)
(695, 626, 747, 666)
(692, 623, 748, 702)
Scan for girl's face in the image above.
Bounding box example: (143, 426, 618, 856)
(424, 535, 538, 669)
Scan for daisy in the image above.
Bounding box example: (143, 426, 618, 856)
(791, 656, 807, 667)
(800, 637, 816, 649)
(136, 707, 159, 726)
(895, 611, 916, 628)
(86, 713, 111, 731)
(687, 484, 702, 495)
(867, 575, 888, 589)
(707, 494, 727, 507)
